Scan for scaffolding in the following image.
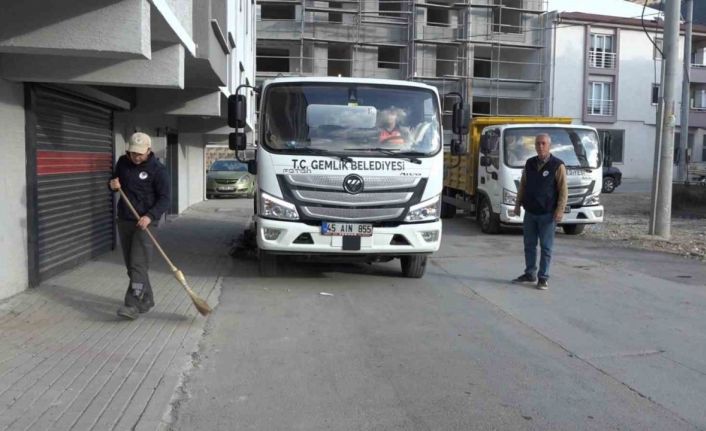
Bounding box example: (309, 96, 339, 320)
(255, 0, 549, 120)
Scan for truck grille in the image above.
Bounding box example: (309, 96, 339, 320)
(279, 175, 425, 222)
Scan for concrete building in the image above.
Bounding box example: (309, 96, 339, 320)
(0, 0, 256, 300)
(255, 0, 548, 130)
(544, 10, 706, 179)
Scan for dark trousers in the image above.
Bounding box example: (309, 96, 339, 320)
(117, 219, 155, 306)
(522, 211, 556, 280)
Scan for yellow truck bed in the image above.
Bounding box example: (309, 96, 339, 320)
(443, 116, 573, 196)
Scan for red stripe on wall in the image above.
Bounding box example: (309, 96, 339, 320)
(37, 151, 113, 176)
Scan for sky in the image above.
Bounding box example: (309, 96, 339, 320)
(546, 0, 661, 19)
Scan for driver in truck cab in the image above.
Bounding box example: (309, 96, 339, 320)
(378, 107, 410, 145)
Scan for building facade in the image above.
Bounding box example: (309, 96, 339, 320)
(255, 0, 549, 133)
(544, 11, 706, 179)
(0, 0, 256, 299)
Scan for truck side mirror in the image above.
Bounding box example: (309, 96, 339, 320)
(480, 155, 492, 167)
(602, 133, 613, 167)
(452, 102, 470, 135)
(480, 135, 491, 154)
(229, 132, 247, 151)
(450, 138, 467, 156)
(228, 94, 247, 129)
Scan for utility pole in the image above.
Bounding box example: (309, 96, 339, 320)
(649, 0, 681, 239)
(678, 0, 693, 182)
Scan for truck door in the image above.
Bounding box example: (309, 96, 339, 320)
(479, 128, 501, 209)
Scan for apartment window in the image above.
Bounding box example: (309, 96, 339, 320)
(474, 57, 491, 78)
(589, 33, 615, 68)
(588, 81, 613, 116)
(328, 44, 352, 76)
(652, 84, 660, 104)
(261, 4, 295, 19)
(597, 129, 624, 163)
(329, 2, 342, 23)
(378, 46, 401, 69)
(257, 48, 290, 72)
(379, 0, 402, 18)
(427, 5, 449, 27)
(654, 37, 663, 59)
(492, 0, 522, 34)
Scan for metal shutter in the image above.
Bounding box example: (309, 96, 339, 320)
(29, 86, 115, 283)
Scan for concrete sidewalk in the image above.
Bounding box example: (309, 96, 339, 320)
(0, 200, 248, 431)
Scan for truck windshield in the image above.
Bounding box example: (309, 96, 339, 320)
(261, 83, 441, 157)
(503, 127, 601, 169)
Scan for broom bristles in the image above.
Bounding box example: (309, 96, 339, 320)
(174, 270, 212, 316)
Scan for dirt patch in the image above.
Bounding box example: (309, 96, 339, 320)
(584, 191, 706, 261)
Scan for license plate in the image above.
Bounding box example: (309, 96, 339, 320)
(321, 222, 373, 237)
(217, 186, 235, 191)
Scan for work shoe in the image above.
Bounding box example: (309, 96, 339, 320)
(138, 295, 155, 314)
(512, 273, 537, 283)
(536, 278, 549, 290)
(117, 305, 140, 320)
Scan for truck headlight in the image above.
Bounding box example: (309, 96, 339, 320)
(584, 193, 600, 206)
(503, 188, 517, 206)
(405, 195, 440, 222)
(260, 192, 299, 220)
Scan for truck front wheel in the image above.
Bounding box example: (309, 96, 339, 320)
(562, 224, 585, 235)
(478, 197, 501, 234)
(400, 255, 427, 278)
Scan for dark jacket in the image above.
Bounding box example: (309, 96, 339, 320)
(112, 153, 171, 223)
(521, 155, 564, 215)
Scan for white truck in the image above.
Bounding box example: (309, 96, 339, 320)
(229, 77, 468, 277)
(443, 117, 605, 234)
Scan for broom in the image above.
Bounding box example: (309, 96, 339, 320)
(116, 188, 212, 316)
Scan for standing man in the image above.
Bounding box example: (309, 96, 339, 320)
(512, 133, 568, 290)
(109, 132, 170, 319)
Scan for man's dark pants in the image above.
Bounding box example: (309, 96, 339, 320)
(117, 219, 155, 307)
(522, 211, 556, 280)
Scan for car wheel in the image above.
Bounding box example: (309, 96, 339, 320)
(602, 176, 616, 193)
(478, 197, 501, 234)
(400, 255, 427, 278)
(562, 224, 585, 235)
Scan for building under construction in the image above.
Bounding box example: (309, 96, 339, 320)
(256, 0, 548, 123)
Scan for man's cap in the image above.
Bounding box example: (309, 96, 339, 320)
(127, 132, 152, 154)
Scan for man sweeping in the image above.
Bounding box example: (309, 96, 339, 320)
(109, 132, 171, 320)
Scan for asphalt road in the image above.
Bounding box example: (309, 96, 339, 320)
(170, 199, 706, 431)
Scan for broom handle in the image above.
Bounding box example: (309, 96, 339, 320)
(116, 188, 178, 273)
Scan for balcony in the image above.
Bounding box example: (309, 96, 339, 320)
(588, 50, 616, 70)
(586, 99, 614, 116)
(689, 107, 706, 127)
(691, 64, 706, 84)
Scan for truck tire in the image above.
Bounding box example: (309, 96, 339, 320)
(440, 190, 456, 219)
(259, 251, 280, 276)
(478, 196, 501, 234)
(562, 224, 585, 235)
(400, 255, 427, 278)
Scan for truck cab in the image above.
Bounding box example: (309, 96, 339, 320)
(478, 123, 604, 234)
(232, 77, 458, 277)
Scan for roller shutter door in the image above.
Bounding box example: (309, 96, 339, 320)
(28, 86, 115, 284)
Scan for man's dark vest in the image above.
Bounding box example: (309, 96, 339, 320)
(522, 155, 564, 215)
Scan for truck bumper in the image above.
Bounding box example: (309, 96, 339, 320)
(499, 204, 605, 225)
(256, 218, 442, 255)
